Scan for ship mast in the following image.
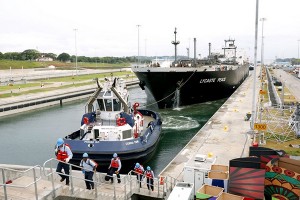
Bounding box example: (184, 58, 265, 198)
(171, 27, 180, 64)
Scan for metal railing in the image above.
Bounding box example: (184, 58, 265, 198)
(43, 158, 137, 200)
(128, 170, 178, 198)
(1, 159, 178, 200)
(0, 165, 42, 200)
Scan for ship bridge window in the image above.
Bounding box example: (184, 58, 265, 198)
(97, 99, 105, 111)
(113, 99, 121, 111)
(104, 99, 113, 111)
(99, 91, 105, 97)
(104, 91, 112, 97)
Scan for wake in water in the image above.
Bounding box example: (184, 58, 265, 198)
(162, 115, 199, 130)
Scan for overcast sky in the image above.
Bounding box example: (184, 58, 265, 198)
(0, 0, 299, 61)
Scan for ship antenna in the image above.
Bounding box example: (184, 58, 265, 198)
(171, 27, 180, 65)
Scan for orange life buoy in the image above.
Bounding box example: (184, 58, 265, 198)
(83, 117, 89, 125)
(117, 118, 126, 126)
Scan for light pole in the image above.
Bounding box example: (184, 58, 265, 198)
(73, 28, 78, 76)
(251, 0, 259, 131)
(260, 18, 266, 71)
(137, 25, 141, 66)
(298, 40, 300, 59)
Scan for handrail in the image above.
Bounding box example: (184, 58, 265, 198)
(0, 165, 42, 200)
(127, 170, 177, 198)
(43, 158, 130, 199)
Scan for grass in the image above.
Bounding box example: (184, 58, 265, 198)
(0, 81, 95, 98)
(262, 133, 300, 156)
(41, 71, 135, 82)
(0, 82, 42, 91)
(0, 60, 131, 70)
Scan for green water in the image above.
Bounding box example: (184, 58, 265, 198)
(0, 86, 225, 174)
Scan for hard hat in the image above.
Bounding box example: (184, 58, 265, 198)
(113, 153, 117, 158)
(135, 163, 140, 168)
(56, 138, 64, 147)
(147, 166, 151, 171)
(83, 153, 89, 158)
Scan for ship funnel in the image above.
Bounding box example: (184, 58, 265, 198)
(194, 38, 197, 67)
(209, 43, 211, 58)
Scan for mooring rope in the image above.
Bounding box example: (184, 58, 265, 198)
(140, 70, 197, 108)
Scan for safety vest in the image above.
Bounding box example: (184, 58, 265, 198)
(57, 144, 70, 161)
(135, 166, 144, 175)
(145, 170, 153, 179)
(111, 157, 120, 168)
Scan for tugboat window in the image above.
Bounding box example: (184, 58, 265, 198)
(105, 99, 113, 111)
(97, 99, 105, 111)
(113, 99, 121, 111)
(104, 91, 112, 97)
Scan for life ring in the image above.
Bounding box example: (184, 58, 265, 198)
(117, 118, 126, 126)
(83, 117, 89, 125)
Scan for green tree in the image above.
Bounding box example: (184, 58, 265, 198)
(21, 49, 40, 60)
(0, 52, 3, 60)
(44, 53, 57, 60)
(57, 53, 71, 62)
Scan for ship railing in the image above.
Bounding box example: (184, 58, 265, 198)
(43, 157, 136, 200)
(0, 165, 42, 200)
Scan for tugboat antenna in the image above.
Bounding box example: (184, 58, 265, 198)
(171, 27, 180, 64)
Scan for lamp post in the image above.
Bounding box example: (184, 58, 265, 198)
(73, 28, 78, 76)
(260, 18, 266, 73)
(251, 0, 259, 131)
(137, 25, 141, 66)
(298, 40, 300, 59)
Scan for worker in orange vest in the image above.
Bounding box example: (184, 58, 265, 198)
(134, 163, 144, 188)
(144, 166, 154, 191)
(55, 138, 73, 185)
(108, 153, 121, 183)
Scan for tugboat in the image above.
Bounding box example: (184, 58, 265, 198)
(63, 77, 162, 171)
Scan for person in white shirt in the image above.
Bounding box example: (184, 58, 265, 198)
(80, 153, 97, 190)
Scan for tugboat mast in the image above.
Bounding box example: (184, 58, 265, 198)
(171, 27, 180, 63)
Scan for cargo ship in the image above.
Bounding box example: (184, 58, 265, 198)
(132, 29, 249, 109)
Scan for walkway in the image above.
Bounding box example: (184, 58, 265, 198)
(0, 161, 173, 200)
(273, 69, 300, 101)
(159, 69, 260, 180)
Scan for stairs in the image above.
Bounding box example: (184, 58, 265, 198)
(0, 164, 171, 200)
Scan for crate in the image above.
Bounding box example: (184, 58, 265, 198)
(196, 184, 223, 200)
(216, 192, 244, 200)
(211, 165, 228, 172)
(205, 171, 229, 192)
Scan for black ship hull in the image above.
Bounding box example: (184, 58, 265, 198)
(133, 65, 249, 109)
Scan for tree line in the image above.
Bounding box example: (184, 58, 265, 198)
(0, 49, 142, 64)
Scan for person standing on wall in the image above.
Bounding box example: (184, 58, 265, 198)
(144, 166, 154, 191)
(134, 163, 144, 188)
(80, 153, 97, 190)
(55, 138, 73, 186)
(108, 153, 121, 183)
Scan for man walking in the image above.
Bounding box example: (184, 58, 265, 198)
(108, 153, 121, 183)
(80, 153, 97, 190)
(55, 138, 73, 185)
(134, 163, 144, 188)
(144, 166, 154, 191)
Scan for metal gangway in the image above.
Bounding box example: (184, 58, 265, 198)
(0, 158, 178, 199)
